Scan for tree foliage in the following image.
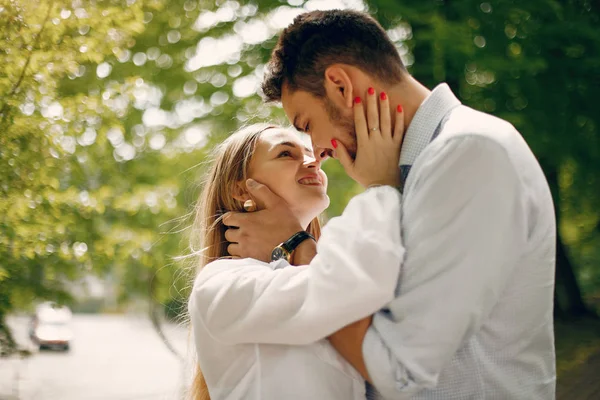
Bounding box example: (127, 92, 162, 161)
(1, 0, 599, 354)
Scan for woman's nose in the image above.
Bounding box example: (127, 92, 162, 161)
(304, 154, 322, 170)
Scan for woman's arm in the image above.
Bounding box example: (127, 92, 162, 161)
(188, 186, 404, 346)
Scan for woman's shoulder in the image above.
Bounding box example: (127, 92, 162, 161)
(194, 257, 289, 285)
(189, 257, 294, 314)
(206, 257, 263, 268)
(189, 258, 266, 311)
(203, 257, 274, 271)
(197, 257, 258, 279)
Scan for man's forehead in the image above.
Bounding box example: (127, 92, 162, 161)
(282, 87, 317, 132)
(280, 84, 296, 119)
(281, 85, 316, 110)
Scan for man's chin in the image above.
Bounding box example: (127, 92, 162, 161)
(333, 150, 356, 161)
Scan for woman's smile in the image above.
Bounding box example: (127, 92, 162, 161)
(298, 173, 324, 186)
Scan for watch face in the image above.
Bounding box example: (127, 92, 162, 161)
(271, 247, 287, 262)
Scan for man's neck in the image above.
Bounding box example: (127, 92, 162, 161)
(386, 75, 431, 131)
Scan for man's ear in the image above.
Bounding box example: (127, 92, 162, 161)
(324, 65, 354, 109)
(232, 181, 250, 202)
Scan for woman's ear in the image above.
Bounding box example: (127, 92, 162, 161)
(324, 65, 354, 109)
(232, 181, 250, 203)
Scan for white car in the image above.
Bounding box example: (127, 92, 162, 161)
(30, 302, 73, 351)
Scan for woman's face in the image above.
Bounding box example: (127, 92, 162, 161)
(247, 128, 329, 226)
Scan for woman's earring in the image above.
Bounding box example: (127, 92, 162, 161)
(243, 199, 257, 212)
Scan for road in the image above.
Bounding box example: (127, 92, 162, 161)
(0, 314, 191, 400)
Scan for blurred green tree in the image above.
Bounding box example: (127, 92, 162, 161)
(0, 0, 158, 353)
(2, 0, 599, 357)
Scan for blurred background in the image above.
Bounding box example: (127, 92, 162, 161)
(1, 0, 599, 399)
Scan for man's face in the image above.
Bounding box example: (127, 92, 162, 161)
(281, 85, 357, 160)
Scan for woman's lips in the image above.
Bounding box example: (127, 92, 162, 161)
(298, 175, 323, 186)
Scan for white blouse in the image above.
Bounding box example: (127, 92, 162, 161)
(188, 186, 404, 400)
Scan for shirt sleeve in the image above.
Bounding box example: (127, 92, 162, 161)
(188, 186, 405, 345)
(362, 136, 528, 398)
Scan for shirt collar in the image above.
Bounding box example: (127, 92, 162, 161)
(399, 83, 461, 166)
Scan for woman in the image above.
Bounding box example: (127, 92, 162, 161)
(188, 92, 405, 399)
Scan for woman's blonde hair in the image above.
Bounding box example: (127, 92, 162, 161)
(188, 123, 322, 400)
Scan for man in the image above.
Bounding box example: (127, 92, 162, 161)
(223, 9, 556, 399)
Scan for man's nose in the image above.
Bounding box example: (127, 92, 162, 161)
(312, 145, 330, 163)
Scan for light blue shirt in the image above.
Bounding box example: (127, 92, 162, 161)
(363, 84, 557, 399)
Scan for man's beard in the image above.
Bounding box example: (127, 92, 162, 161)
(324, 97, 357, 159)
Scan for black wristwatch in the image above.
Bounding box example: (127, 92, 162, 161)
(271, 231, 316, 263)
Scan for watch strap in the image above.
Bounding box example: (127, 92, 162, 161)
(281, 231, 315, 253)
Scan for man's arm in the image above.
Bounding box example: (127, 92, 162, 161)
(190, 186, 404, 345)
(223, 179, 304, 263)
(332, 136, 529, 398)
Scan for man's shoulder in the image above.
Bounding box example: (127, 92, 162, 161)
(420, 105, 532, 169)
(405, 106, 530, 187)
(407, 105, 546, 197)
(442, 105, 520, 144)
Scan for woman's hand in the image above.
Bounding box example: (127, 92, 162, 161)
(334, 89, 405, 188)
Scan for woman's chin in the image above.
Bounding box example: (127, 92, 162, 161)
(321, 194, 330, 210)
(308, 191, 329, 207)
(312, 195, 330, 216)
(294, 195, 330, 224)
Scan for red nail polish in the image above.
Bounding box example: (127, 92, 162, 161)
(397, 104, 403, 113)
(368, 87, 375, 95)
(380, 92, 387, 101)
(331, 139, 338, 149)
(354, 97, 361, 104)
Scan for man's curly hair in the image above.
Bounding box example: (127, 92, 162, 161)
(261, 9, 406, 102)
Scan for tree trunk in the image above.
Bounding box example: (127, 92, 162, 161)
(0, 313, 17, 357)
(148, 269, 183, 362)
(555, 230, 591, 317)
(542, 161, 592, 318)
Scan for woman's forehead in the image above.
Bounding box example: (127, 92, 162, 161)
(259, 128, 311, 151)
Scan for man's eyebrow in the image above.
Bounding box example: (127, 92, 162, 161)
(292, 114, 305, 132)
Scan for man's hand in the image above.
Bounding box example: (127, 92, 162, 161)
(223, 179, 303, 262)
(328, 316, 373, 383)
